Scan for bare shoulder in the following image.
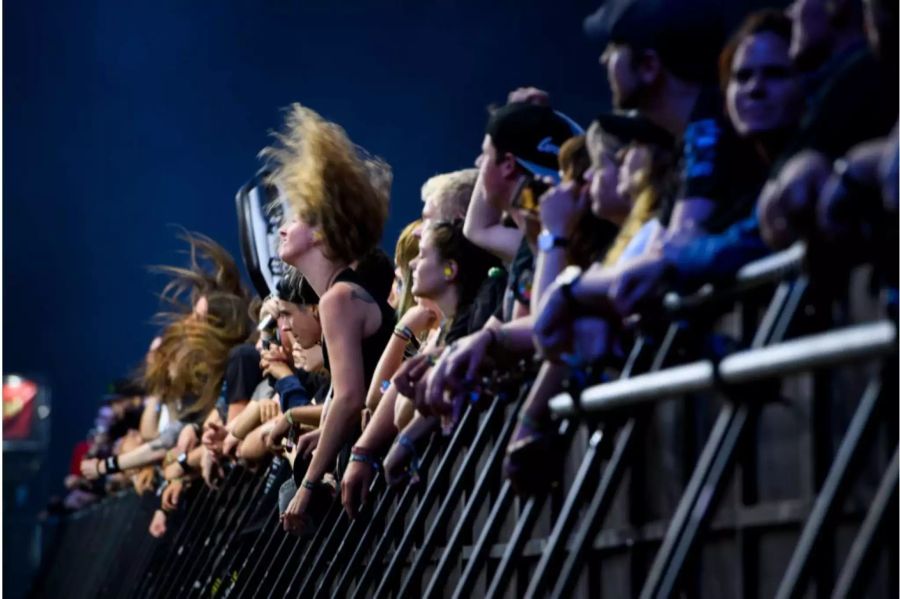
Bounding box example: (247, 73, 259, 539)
(320, 282, 375, 317)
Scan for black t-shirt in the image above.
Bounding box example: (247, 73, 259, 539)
(321, 267, 396, 390)
(494, 238, 535, 322)
(216, 344, 263, 421)
(660, 87, 769, 234)
(781, 45, 897, 164)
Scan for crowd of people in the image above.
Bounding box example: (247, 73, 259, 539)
(56, 0, 895, 563)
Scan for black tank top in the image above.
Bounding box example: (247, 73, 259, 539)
(321, 267, 396, 390)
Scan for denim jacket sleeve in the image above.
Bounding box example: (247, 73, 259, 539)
(274, 375, 312, 411)
(667, 215, 770, 289)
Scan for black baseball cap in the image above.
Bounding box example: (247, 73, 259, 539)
(485, 102, 584, 183)
(584, 0, 726, 84)
(595, 111, 676, 150)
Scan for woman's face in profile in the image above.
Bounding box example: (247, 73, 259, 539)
(278, 213, 317, 265)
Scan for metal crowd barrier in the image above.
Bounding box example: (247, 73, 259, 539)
(30, 245, 898, 598)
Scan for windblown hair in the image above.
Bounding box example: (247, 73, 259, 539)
(261, 104, 392, 265)
(151, 230, 247, 317)
(394, 220, 421, 318)
(421, 168, 478, 221)
(427, 220, 501, 308)
(144, 232, 253, 419)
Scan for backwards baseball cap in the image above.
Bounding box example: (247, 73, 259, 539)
(485, 102, 584, 183)
(584, 0, 726, 84)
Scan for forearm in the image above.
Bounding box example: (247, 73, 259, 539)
(357, 386, 400, 454)
(463, 181, 522, 262)
(226, 401, 249, 424)
(365, 336, 409, 411)
(118, 443, 168, 471)
(494, 316, 537, 354)
(187, 446, 204, 468)
(305, 394, 363, 481)
(532, 247, 569, 312)
(230, 401, 262, 440)
(399, 412, 439, 444)
(237, 421, 275, 461)
(285, 404, 323, 427)
(139, 397, 161, 441)
(570, 263, 619, 307)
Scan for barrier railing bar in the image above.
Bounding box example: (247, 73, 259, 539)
(522, 429, 605, 597)
(484, 492, 543, 599)
(549, 320, 896, 416)
(448, 480, 515, 599)
(831, 445, 899, 599)
(136, 483, 210, 598)
(371, 403, 483, 597)
(398, 392, 513, 597)
(174, 467, 254, 597)
(548, 417, 635, 599)
(213, 459, 288, 597)
(313, 475, 384, 597)
(192, 467, 270, 597)
(774, 378, 885, 599)
(347, 434, 442, 599)
(331, 485, 398, 597)
(664, 242, 806, 313)
(639, 274, 805, 598)
(159, 466, 244, 599)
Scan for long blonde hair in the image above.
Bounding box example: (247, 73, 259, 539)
(261, 104, 392, 265)
(602, 144, 677, 266)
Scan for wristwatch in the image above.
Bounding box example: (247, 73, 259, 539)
(538, 230, 569, 252)
(177, 452, 192, 472)
(557, 265, 583, 307)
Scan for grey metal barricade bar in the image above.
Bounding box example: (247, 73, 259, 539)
(664, 242, 807, 312)
(549, 320, 896, 416)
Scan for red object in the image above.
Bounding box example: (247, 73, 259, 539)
(3, 377, 38, 440)
(69, 440, 92, 476)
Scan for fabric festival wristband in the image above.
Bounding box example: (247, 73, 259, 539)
(285, 409, 296, 426)
(105, 456, 121, 474)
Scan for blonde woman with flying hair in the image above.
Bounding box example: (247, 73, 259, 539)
(265, 104, 395, 535)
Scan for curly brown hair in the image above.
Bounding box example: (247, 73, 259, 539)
(262, 104, 392, 265)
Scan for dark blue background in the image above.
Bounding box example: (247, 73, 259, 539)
(4, 0, 606, 498)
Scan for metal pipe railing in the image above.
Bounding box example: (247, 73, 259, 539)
(549, 320, 896, 417)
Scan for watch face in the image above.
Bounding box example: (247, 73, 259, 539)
(538, 231, 554, 252)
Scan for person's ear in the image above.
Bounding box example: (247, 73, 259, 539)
(443, 260, 458, 282)
(637, 48, 663, 86)
(500, 152, 519, 179)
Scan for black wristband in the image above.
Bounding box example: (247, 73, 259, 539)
(177, 452, 192, 473)
(105, 456, 120, 474)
